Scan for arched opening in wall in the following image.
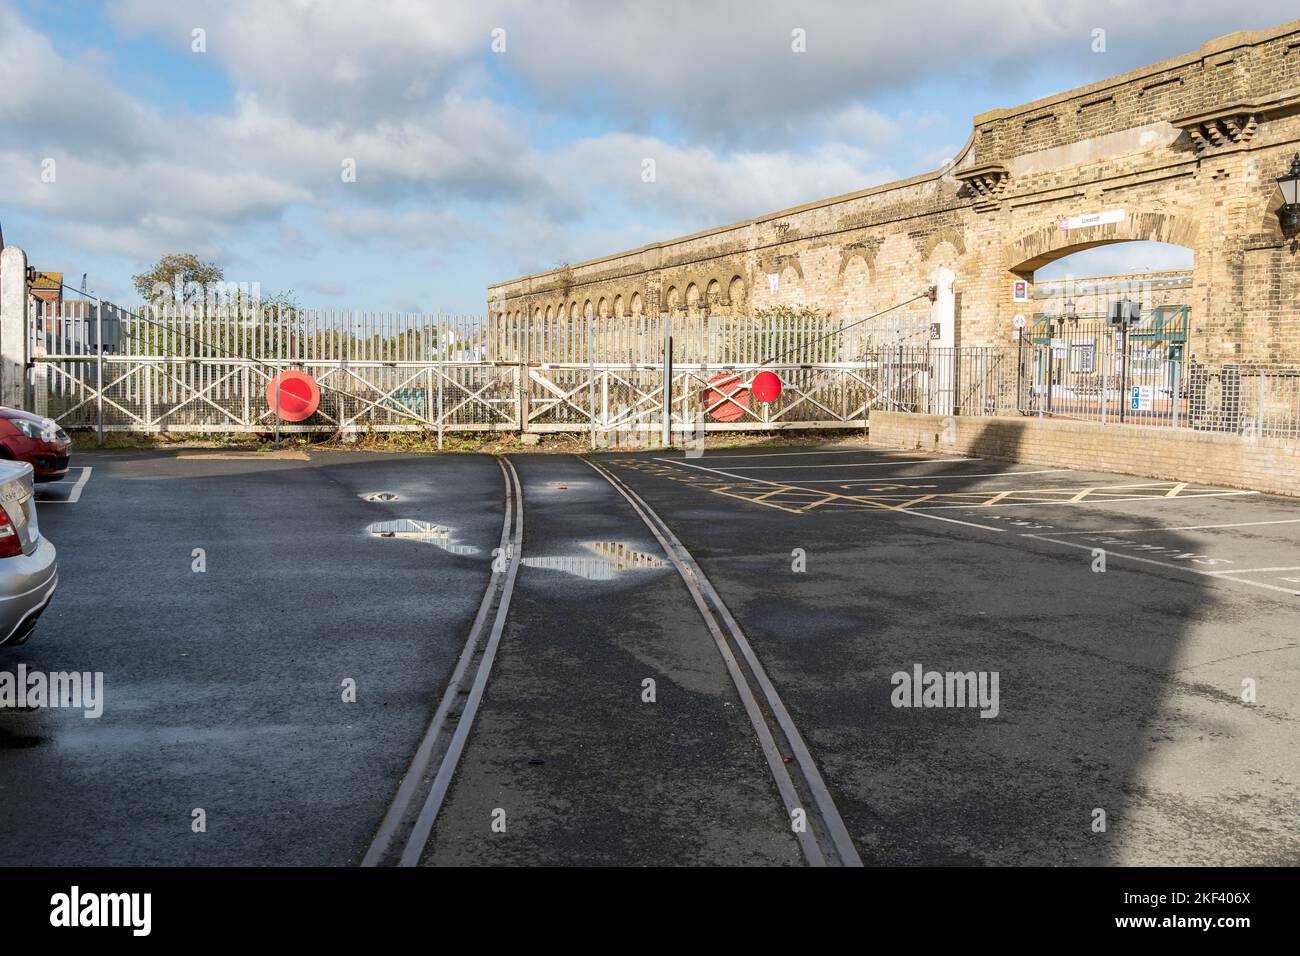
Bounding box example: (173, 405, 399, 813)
(685, 283, 700, 316)
(728, 276, 745, 314)
(612, 294, 623, 318)
(706, 280, 721, 312)
(597, 297, 608, 318)
(630, 292, 643, 317)
(665, 286, 679, 314)
(1024, 240, 1195, 423)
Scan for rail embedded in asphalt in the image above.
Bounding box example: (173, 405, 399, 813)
(584, 457, 863, 867)
(361, 456, 524, 867)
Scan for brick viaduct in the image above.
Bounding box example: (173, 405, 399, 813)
(488, 19, 1300, 366)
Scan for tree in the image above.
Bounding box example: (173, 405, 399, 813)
(132, 253, 223, 305)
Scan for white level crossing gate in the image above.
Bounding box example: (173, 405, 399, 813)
(27, 300, 1015, 439)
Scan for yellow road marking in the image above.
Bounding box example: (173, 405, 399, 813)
(610, 458, 1240, 517)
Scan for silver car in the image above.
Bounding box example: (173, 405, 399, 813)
(0, 460, 57, 647)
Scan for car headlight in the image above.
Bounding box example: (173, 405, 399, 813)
(10, 418, 60, 441)
(11, 419, 42, 439)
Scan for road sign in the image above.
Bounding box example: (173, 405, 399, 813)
(1059, 209, 1126, 231)
(1012, 280, 1029, 302)
(1130, 385, 1153, 411)
(1013, 314, 1027, 328)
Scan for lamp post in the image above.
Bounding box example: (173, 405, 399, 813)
(1277, 153, 1300, 238)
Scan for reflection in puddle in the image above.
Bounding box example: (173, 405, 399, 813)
(523, 541, 667, 580)
(366, 519, 478, 555)
(361, 491, 400, 501)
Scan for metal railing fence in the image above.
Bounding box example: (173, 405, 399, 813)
(26, 300, 1300, 443)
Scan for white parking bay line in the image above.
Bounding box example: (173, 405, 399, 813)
(38, 466, 92, 504)
(1022, 533, 1300, 597)
(1037, 517, 1300, 536)
(926, 490, 1258, 511)
(1207, 566, 1300, 575)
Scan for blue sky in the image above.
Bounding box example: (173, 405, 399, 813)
(3, 1, 1293, 312)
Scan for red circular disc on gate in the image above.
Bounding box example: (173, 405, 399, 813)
(752, 370, 783, 404)
(702, 372, 750, 422)
(266, 371, 320, 422)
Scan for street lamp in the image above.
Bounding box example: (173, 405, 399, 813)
(1277, 153, 1300, 236)
(1063, 298, 1078, 325)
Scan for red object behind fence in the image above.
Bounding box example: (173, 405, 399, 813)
(266, 371, 321, 422)
(751, 370, 783, 404)
(702, 373, 751, 422)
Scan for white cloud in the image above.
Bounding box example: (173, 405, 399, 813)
(108, 0, 1300, 142)
(4, 0, 1295, 308)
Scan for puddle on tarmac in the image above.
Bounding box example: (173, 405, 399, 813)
(522, 541, 667, 580)
(366, 519, 478, 555)
(361, 491, 400, 502)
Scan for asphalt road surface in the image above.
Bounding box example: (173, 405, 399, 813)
(1, 444, 1296, 866)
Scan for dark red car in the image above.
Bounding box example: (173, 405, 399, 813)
(0, 408, 71, 482)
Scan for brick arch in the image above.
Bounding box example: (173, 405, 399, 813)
(770, 255, 804, 281)
(919, 227, 967, 262)
(704, 278, 722, 308)
(697, 271, 728, 303)
(837, 237, 885, 278)
(1005, 209, 1199, 276)
(726, 275, 746, 308)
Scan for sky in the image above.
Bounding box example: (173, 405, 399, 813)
(1, 1, 1294, 312)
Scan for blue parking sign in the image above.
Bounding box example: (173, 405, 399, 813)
(1131, 386, 1141, 410)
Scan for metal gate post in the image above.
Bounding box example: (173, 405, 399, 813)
(436, 323, 444, 450)
(1045, 318, 1054, 416)
(274, 358, 281, 444)
(517, 363, 528, 436)
(1016, 332, 1024, 413)
(661, 312, 672, 447)
(1118, 322, 1129, 424)
(588, 314, 596, 451)
(863, 349, 869, 436)
(1171, 357, 1180, 430)
(94, 294, 104, 446)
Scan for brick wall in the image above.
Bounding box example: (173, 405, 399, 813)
(868, 411, 1300, 497)
(490, 19, 1300, 368)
